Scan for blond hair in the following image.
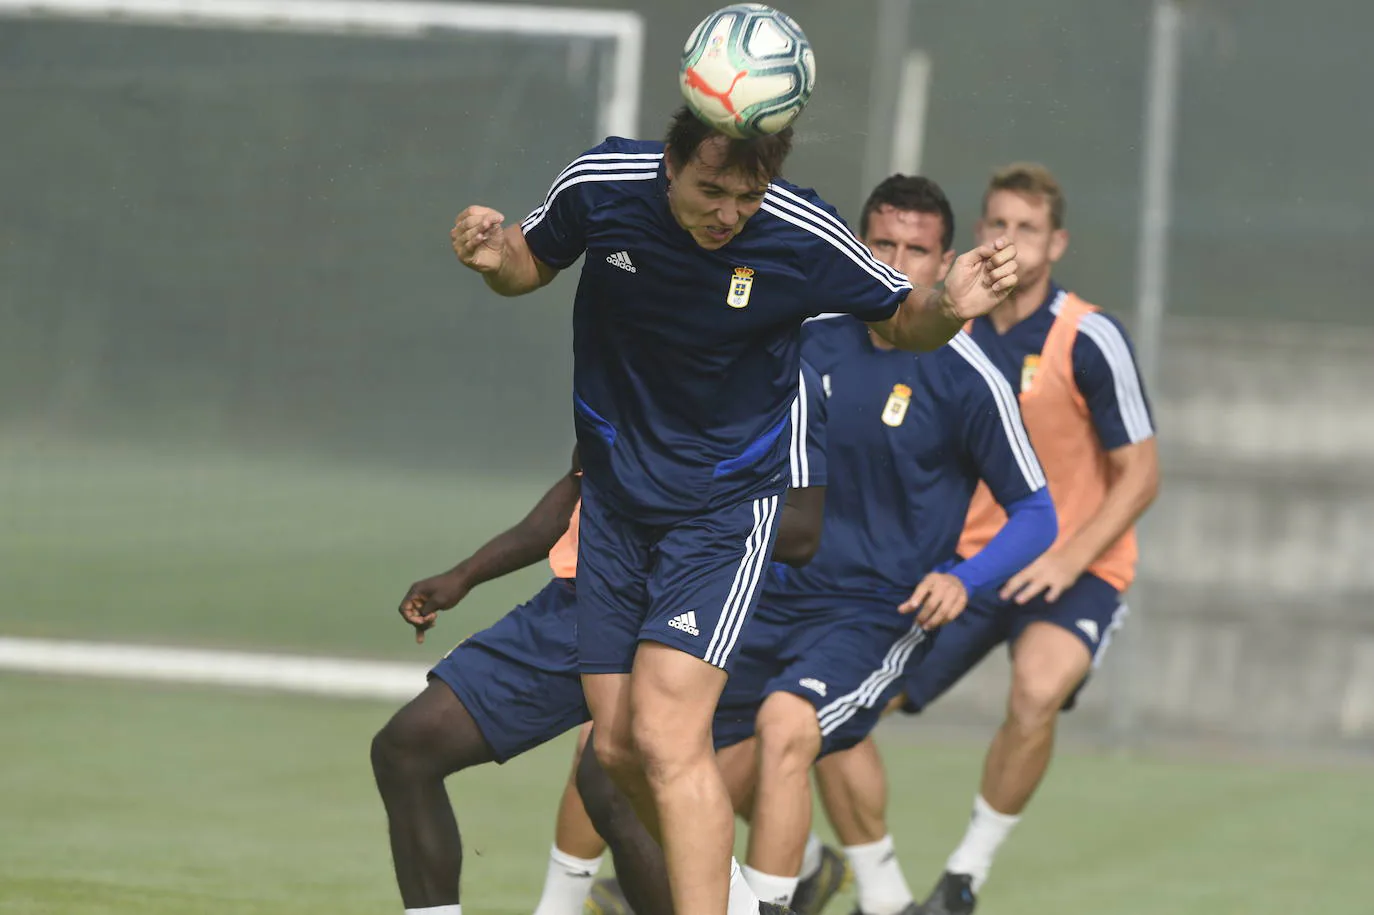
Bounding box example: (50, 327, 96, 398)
(984, 162, 1065, 229)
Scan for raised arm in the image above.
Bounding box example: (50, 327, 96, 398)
(450, 206, 559, 297)
(868, 238, 1020, 351)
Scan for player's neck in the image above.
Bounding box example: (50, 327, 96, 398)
(990, 274, 1053, 334)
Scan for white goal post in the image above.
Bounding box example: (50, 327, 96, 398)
(0, 0, 645, 141)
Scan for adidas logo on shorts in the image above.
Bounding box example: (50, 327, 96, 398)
(667, 611, 700, 637)
(799, 677, 827, 697)
(606, 250, 636, 273)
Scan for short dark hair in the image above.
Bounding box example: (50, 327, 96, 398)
(858, 175, 955, 251)
(664, 105, 793, 182)
(985, 162, 1065, 229)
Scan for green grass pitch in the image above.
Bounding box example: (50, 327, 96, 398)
(2, 443, 1370, 913)
(2, 674, 1370, 915)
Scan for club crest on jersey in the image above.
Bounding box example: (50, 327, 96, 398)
(727, 267, 755, 309)
(881, 383, 912, 427)
(1020, 354, 1041, 393)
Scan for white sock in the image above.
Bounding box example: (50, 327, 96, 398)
(532, 844, 604, 915)
(844, 835, 913, 915)
(945, 795, 1021, 893)
(742, 864, 799, 907)
(728, 858, 762, 915)
(405, 907, 460, 915)
(799, 833, 825, 881)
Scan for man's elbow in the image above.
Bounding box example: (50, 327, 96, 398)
(871, 320, 946, 354)
(1026, 493, 1059, 555)
(483, 274, 536, 298)
(774, 530, 822, 567)
(1138, 461, 1162, 511)
(1130, 444, 1163, 510)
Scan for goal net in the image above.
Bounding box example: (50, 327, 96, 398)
(0, 0, 643, 473)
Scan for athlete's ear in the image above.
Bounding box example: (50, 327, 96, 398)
(664, 145, 678, 184)
(1048, 228, 1069, 264)
(937, 247, 956, 282)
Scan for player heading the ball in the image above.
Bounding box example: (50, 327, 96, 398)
(447, 16, 1018, 915)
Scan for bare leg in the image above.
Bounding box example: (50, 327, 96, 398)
(814, 736, 888, 847)
(575, 730, 675, 915)
(555, 722, 609, 859)
(979, 622, 1090, 815)
(629, 642, 735, 915)
(370, 681, 496, 909)
(813, 735, 912, 915)
(745, 693, 821, 882)
(533, 722, 609, 915)
(583, 671, 659, 840)
(946, 622, 1092, 892)
(716, 738, 760, 818)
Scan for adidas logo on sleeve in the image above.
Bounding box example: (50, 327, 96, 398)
(667, 611, 700, 636)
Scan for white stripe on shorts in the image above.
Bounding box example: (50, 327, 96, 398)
(816, 622, 928, 736)
(704, 495, 779, 669)
(1091, 601, 1130, 669)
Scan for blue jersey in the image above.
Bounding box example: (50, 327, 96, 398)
(966, 285, 1155, 449)
(520, 138, 910, 523)
(765, 317, 1046, 611)
(793, 359, 828, 489)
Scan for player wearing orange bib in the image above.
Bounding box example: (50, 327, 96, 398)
(810, 164, 1160, 915)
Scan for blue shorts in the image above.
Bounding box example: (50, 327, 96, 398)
(712, 594, 931, 757)
(576, 480, 784, 674)
(901, 572, 1128, 714)
(429, 578, 589, 763)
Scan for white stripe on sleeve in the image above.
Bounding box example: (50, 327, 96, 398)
(766, 184, 913, 290)
(761, 200, 909, 295)
(790, 369, 810, 489)
(1075, 313, 1155, 444)
(949, 334, 1047, 490)
(520, 154, 661, 233)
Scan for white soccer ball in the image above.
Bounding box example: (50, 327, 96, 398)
(679, 3, 816, 139)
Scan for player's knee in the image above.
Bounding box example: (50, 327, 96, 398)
(755, 693, 822, 772)
(631, 711, 712, 786)
(592, 725, 641, 789)
(576, 741, 625, 831)
(370, 694, 484, 784)
(1006, 674, 1071, 732)
(370, 717, 419, 784)
(371, 709, 458, 785)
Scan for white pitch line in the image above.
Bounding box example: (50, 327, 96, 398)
(0, 637, 428, 700)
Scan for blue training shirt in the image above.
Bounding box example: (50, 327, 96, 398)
(764, 317, 1047, 614)
(966, 284, 1156, 449)
(465, 360, 828, 673)
(792, 360, 829, 491)
(520, 138, 910, 523)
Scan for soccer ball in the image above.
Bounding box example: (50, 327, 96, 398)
(679, 3, 816, 139)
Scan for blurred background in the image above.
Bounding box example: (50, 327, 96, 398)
(2, 1, 1371, 913)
